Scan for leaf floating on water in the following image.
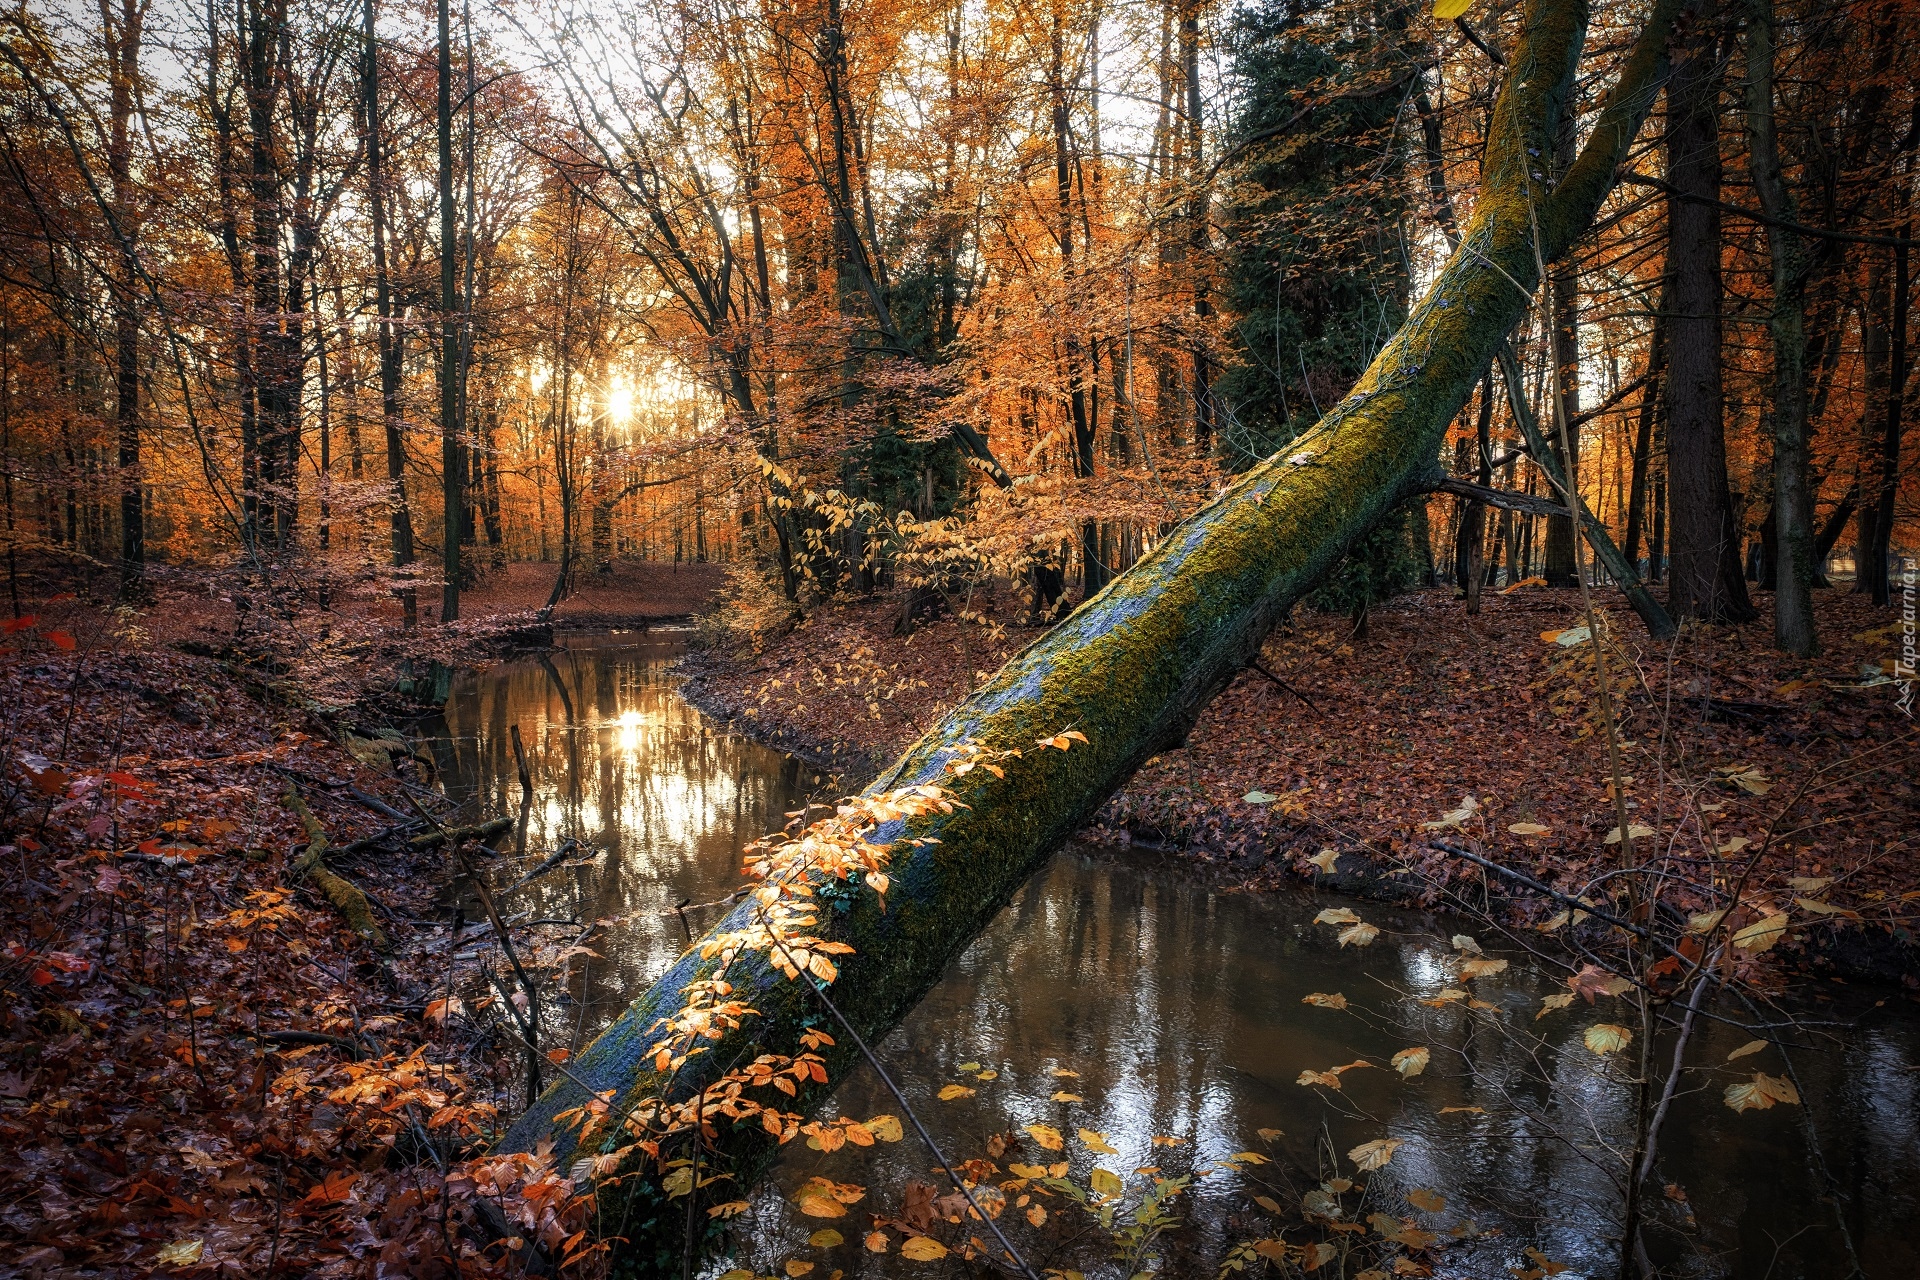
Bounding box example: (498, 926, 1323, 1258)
(899, 1235, 948, 1261)
(1727, 1040, 1767, 1062)
(1079, 1128, 1119, 1154)
(808, 1229, 844, 1248)
(1407, 1188, 1447, 1213)
(708, 1200, 751, 1219)
(1507, 822, 1552, 836)
(1338, 921, 1380, 947)
(1025, 1123, 1064, 1151)
(1457, 958, 1508, 980)
(957, 1062, 981, 1072)
(1050, 1091, 1084, 1103)
(1007, 1163, 1049, 1178)
(1451, 934, 1483, 955)
(1536, 992, 1575, 1019)
(1298, 1069, 1344, 1089)
(1254, 1194, 1285, 1214)
(867, 1114, 904, 1142)
(1302, 992, 1349, 1010)
(1725, 1072, 1800, 1113)
(1050, 1067, 1080, 1078)
(1256, 1127, 1285, 1142)
(1391, 1047, 1430, 1078)
(1583, 1024, 1633, 1055)
(937, 1084, 975, 1101)
(864, 1231, 889, 1253)
(1026, 1204, 1047, 1227)
(1151, 1134, 1186, 1147)
(794, 1178, 854, 1218)
(1569, 963, 1632, 1002)
(1307, 847, 1342, 874)
(1348, 1138, 1403, 1171)
(784, 1260, 814, 1276)
(1420, 986, 1468, 1007)
(1316, 907, 1361, 925)
(1089, 1167, 1123, 1196)
(1437, 1106, 1485, 1115)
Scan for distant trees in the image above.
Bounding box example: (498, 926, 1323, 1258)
(0, 0, 1909, 649)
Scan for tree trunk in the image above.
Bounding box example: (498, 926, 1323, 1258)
(1664, 0, 1755, 623)
(500, 4, 1686, 1267)
(362, 0, 415, 629)
(1742, 0, 1817, 654)
(1543, 113, 1582, 587)
(1622, 310, 1664, 572)
(438, 0, 462, 622)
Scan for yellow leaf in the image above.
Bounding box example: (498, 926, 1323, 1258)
(1688, 909, 1728, 933)
(1796, 898, 1860, 919)
(899, 1235, 948, 1261)
(1025, 1123, 1064, 1151)
(1302, 992, 1348, 1010)
(1451, 934, 1482, 955)
(1338, 921, 1380, 947)
(1315, 907, 1361, 925)
(1724, 1073, 1802, 1112)
(1716, 836, 1752, 853)
(1421, 795, 1479, 831)
(157, 1239, 204, 1268)
(1787, 875, 1833, 893)
(1255, 1194, 1285, 1214)
(867, 1114, 904, 1142)
(1536, 992, 1575, 1019)
(1391, 1047, 1430, 1078)
(1298, 1069, 1343, 1089)
(1025, 1204, 1046, 1227)
(1727, 1040, 1767, 1062)
(1348, 1138, 1403, 1171)
(1605, 824, 1657, 845)
(937, 1084, 975, 1101)
(786, 1261, 815, 1277)
(1230, 1150, 1271, 1164)
(1090, 1167, 1123, 1196)
(1256, 1127, 1284, 1142)
(1438, 1105, 1484, 1115)
(1584, 1024, 1633, 1055)
(1407, 1188, 1446, 1213)
(1074, 1128, 1117, 1154)
(808, 1229, 845, 1247)
(1307, 848, 1341, 874)
(1732, 912, 1790, 954)
(1507, 822, 1552, 836)
(1008, 1163, 1050, 1178)
(1050, 1067, 1079, 1077)
(708, 1200, 751, 1219)
(1050, 1090, 1083, 1102)
(1457, 958, 1508, 980)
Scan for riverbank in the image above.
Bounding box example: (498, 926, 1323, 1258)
(686, 582, 1920, 982)
(0, 609, 555, 1275)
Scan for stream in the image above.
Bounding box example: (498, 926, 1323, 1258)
(418, 632, 1920, 1279)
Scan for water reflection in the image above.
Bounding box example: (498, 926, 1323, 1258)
(425, 639, 1919, 1279)
(749, 850, 1919, 1280)
(418, 631, 811, 1031)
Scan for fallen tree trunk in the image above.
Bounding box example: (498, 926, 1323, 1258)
(502, 0, 1682, 1267)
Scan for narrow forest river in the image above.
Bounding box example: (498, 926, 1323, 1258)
(418, 633, 1920, 1280)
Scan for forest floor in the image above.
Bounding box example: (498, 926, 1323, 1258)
(687, 582, 1920, 981)
(0, 608, 576, 1277)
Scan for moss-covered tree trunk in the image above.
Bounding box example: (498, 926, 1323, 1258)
(503, 0, 1682, 1268)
